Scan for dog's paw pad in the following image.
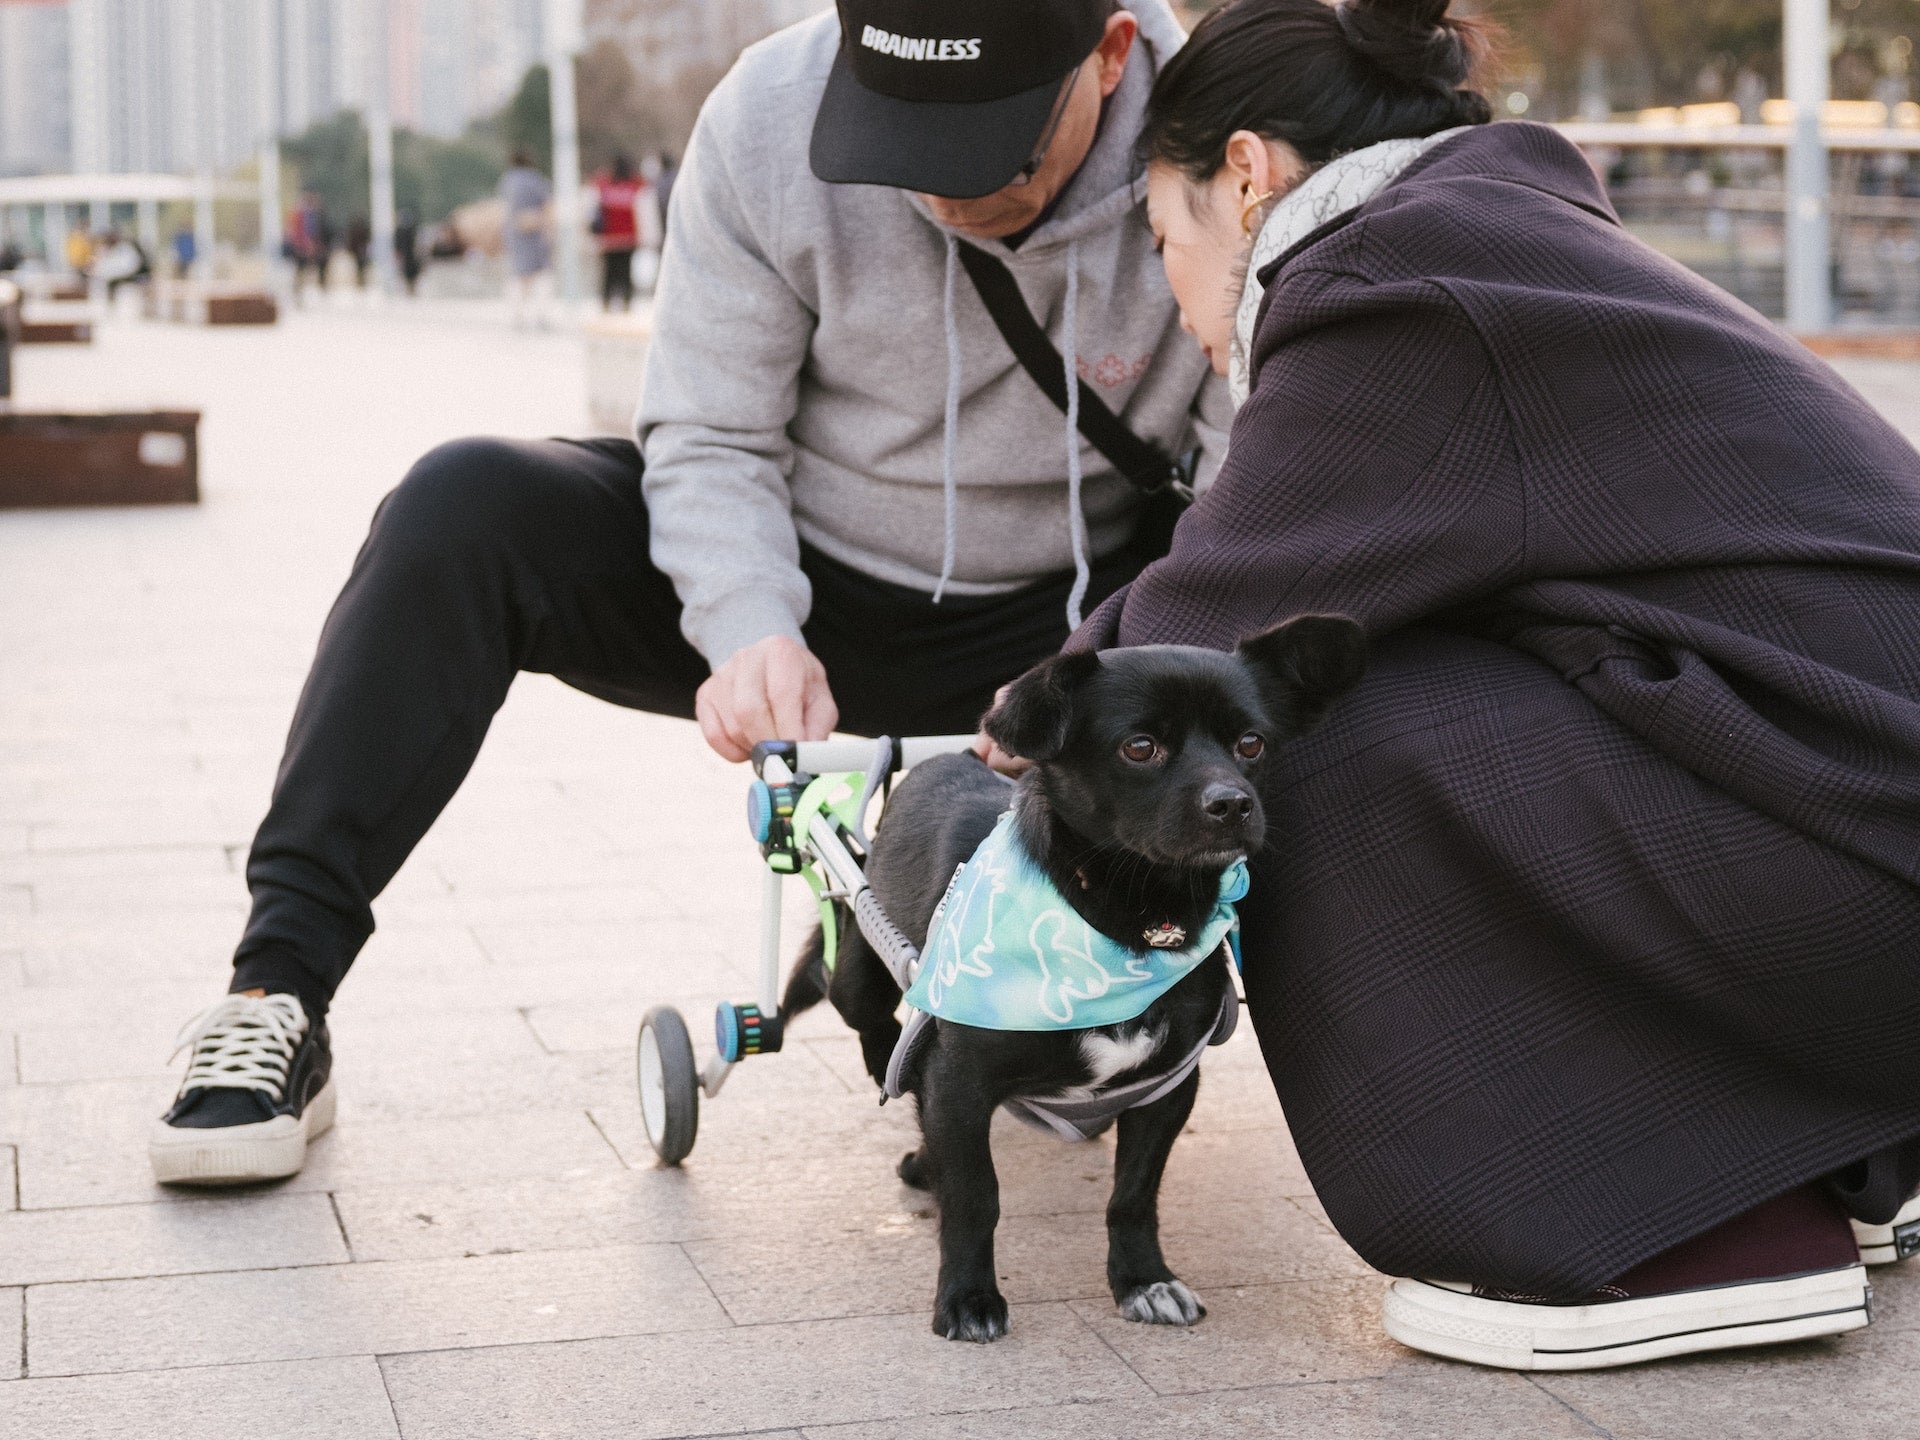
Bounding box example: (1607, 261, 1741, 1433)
(1119, 1279, 1206, 1326)
(935, 1289, 1010, 1343)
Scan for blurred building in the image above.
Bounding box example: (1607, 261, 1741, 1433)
(0, 0, 72, 176)
(418, 0, 544, 138)
(3, 0, 554, 181)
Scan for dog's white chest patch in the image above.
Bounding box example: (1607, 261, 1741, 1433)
(1077, 1028, 1161, 1089)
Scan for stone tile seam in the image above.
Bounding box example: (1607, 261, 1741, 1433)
(464, 923, 499, 964)
(11, 1259, 365, 1291)
(19, 1311, 738, 1383)
(1065, 1285, 1158, 1395)
(328, 1192, 356, 1261)
(11, 1233, 769, 1289)
(58, 1292, 1223, 1378)
(583, 1108, 630, 1169)
(675, 1241, 743, 1327)
(12, 840, 236, 860)
(515, 1006, 556, 1057)
(4, 1251, 1372, 1306)
(372, 1348, 406, 1439)
(1524, 1374, 1619, 1439)
(793, 1373, 1403, 1438)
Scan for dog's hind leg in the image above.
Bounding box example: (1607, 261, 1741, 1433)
(1107, 1068, 1206, 1325)
(778, 921, 831, 1022)
(824, 925, 904, 1088)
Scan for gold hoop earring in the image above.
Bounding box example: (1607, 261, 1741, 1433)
(1239, 187, 1274, 237)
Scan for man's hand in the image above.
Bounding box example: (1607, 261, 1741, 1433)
(696, 635, 839, 762)
(969, 683, 1032, 776)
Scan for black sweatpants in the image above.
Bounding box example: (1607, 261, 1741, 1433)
(232, 436, 1143, 1019)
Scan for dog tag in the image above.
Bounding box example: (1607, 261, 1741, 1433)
(1143, 922, 1187, 949)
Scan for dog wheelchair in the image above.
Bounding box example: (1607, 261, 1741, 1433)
(634, 734, 977, 1165)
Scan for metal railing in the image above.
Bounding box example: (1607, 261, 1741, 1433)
(1554, 118, 1920, 326)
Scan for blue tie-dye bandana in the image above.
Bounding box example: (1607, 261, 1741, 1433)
(902, 811, 1249, 1031)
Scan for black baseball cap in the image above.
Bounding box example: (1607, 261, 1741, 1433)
(810, 0, 1113, 199)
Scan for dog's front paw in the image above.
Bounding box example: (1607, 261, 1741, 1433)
(934, 1286, 1009, 1342)
(1118, 1279, 1206, 1326)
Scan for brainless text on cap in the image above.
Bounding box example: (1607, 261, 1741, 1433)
(859, 25, 982, 61)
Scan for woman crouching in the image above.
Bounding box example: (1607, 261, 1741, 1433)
(1087, 0, 1920, 1370)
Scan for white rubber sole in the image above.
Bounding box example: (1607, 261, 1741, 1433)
(1853, 1195, 1920, 1265)
(148, 1079, 336, 1185)
(1382, 1266, 1870, 1371)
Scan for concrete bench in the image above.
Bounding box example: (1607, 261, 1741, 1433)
(0, 410, 201, 508)
(145, 280, 278, 326)
(18, 317, 93, 344)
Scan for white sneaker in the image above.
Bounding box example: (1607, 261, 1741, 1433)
(148, 994, 335, 1185)
(1382, 1186, 1870, 1370)
(1382, 1268, 1870, 1371)
(1853, 1194, 1920, 1265)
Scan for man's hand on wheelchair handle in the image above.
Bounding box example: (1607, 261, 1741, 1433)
(696, 635, 839, 763)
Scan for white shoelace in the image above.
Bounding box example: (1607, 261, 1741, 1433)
(170, 993, 308, 1097)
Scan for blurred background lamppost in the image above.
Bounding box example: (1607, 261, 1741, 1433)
(1784, 0, 1833, 332)
(366, 0, 400, 296)
(255, 0, 284, 295)
(545, 0, 586, 306)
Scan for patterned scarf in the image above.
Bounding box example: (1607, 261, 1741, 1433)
(902, 811, 1249, 1031)
(1228, 129, 1469, 408)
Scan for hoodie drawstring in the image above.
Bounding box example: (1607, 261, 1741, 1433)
(933, 234, 1089, 634)
(1061, 237, 1089, 631)
(933, 233, 962, 604)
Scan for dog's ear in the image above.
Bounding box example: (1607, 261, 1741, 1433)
(1235, 615, 1368, 737)
(982, 649, 1101, 762)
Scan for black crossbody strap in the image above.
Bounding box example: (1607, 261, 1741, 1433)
(956, 242, 1191, 498)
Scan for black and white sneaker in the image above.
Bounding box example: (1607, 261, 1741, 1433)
(1854, 1195, 1920, 1265)
(148, 993, 335, 1185)
(1382, 1185, 1870, 1370)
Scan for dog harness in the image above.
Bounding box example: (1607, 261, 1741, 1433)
(883, 811, 1248, 1140)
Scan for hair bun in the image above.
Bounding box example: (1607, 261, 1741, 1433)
(1335, 0, 1480, 94)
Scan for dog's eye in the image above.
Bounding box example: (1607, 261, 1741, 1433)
(1120, 736, 1159, 764)
(1235, 733, 1266, 761)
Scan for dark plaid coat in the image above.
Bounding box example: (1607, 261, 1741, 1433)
(1080, 121, 1920, 1295)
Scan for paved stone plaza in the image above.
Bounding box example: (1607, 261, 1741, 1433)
(3, 310, 1919, 1438)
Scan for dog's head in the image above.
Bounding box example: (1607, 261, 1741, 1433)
(982, 616, 1367, 866)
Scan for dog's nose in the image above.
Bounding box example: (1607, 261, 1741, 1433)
(1202, 784, 1255, 824)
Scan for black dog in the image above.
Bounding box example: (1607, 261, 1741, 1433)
(782, 615, 1366, 1341)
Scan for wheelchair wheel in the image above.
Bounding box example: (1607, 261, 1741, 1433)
(636, 1006, 699, 1166)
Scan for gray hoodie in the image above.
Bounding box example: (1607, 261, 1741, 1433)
(636, 0, 1231, 666)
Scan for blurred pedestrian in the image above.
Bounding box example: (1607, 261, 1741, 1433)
(284, 193, 332, 301)
(346, 215, 372, 288)
(394, 209, 422, 296)
(168, 227, 194, 279)
(97, 229, 151, 302)
(499, 148, 552, 328)
(66, 226, 95, 281)
(591, 153, 642, 312)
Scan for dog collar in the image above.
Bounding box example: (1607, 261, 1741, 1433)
(902, 812, 1249, 1031)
